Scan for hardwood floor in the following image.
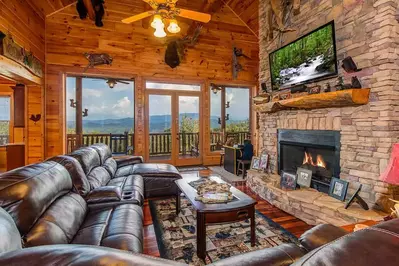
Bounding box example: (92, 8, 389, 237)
(142, 169, 313, 257)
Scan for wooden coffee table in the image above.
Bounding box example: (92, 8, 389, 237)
(175, 175, 257, 261)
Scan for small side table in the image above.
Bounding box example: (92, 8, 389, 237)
(237, 159, 251, 178)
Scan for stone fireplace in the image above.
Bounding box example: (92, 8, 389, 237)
(278, 130, 341, 193)
(252, 0, 399, 218)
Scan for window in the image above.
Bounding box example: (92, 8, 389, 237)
(146, 81, 201, 91)
(209, 86, 251, 151)
(0, 96, 11, 145)
(66, 76, 134, 154)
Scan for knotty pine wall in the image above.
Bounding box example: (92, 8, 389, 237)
(0, 1, 45, 163)
(45, 1, 259, 165)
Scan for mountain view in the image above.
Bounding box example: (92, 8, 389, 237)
(67, 113, 249, 134)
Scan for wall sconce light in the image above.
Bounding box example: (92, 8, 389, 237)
(225, 101, 230, 108)
(211, 84, 222, 94)
(70, 99, 77, 108)
(83, 109, 89, 117)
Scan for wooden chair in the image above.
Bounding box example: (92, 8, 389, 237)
(237, 159, 251, 178)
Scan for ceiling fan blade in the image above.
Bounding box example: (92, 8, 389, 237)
(122, 11, 155, 24)
(117, 80, 130, 84)
(177, 9, 211, 23)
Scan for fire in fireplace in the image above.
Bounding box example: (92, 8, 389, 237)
(278, 130, 340, 193)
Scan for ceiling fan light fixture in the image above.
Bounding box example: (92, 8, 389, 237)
(151, 14, 164, 29)
(154, 26, 167, 38)
(167, 19, 181, 34)
(106, 79, 117, 89)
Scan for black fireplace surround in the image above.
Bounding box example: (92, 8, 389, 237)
(278, 129, 341, 193)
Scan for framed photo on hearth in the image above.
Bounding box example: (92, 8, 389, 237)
(296, 167, 313, 188)
(280, 171, 297, 190)
(250, 156, 261, 170)
(328, 178, 349, 201)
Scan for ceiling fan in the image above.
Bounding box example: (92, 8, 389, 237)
(102, 78, 130, 89)
(122, 0, 212, 37)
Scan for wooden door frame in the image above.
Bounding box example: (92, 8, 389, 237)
(143, 79, 204, 166)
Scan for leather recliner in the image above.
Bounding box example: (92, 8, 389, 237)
(49, 144, 145, 206)
(0, 161, 144, 253)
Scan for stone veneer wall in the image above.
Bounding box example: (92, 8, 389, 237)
(258, 0, 399, 212)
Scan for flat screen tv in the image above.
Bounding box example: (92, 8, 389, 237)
(269, 21, 338, 90)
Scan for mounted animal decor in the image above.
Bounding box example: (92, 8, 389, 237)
(83, 53, 113, 72)
(232, 46, 251, 80)
(265, 0, 300, 41)
(76, 0, 105, 27)
(165, 25, 202, 68)
(29, 114, 41, 124)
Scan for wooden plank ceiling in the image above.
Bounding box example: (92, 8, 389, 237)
(27, 0, 259, 36)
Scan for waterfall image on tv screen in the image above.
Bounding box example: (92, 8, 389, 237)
(269, 22, 337, 90)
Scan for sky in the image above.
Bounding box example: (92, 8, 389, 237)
(67, 78, 249, 122)
(66, 77, 135, 121)
(0, 97, 10, 121)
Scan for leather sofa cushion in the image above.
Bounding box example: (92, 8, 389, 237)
(87, 166, 112, 189)
(72, 204, 144, 253)
(91, 144, 117, 177)
(116, 163, 182, 178)
(211, 243, 305, 266)
(115, 156, 144, 168)
(299, 224, 348, 251)
(25, 192, 87, 247)
(107, 175, 144, 204)
(292, 218, 399, 266)
(0, 207, 22, 253)
(0, 245, 187, 266)
(0, 161, 72, 236)
(69, 147, 101, 175)
(48, 155, 91, 196)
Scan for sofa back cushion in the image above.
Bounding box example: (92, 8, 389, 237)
(48, 155, 91, 196)
(69, 147, 112, 189)
(92, 143, 117, 177)
(24, 192, 87, 247)
(0, 162, 73, 237)
(0, 207, 21, 253)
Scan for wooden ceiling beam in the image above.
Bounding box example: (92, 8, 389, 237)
(222, 0, 259, 38)
(185, 0, 224, 37)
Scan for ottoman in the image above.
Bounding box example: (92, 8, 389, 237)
(116, 163, 182, 198)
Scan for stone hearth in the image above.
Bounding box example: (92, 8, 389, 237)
(247, 170, 386, 226)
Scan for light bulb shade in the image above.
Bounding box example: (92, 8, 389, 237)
(167, 20, 181, 34)
(154, 26, 167, 38)
(151, 15, 164, 29)
(380, 143, 399, 185)
(107, 80, 116, 88)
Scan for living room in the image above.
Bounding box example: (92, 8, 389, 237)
(0, 0, 398, 265)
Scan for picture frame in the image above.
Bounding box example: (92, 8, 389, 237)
(328, 178, 349, 201)
(296, 167, 313, 188)
(344, 184, 369, 210)
(259, 152, 269, 172)
(280, 171, 297, 190)
(250, 156, 261, 170)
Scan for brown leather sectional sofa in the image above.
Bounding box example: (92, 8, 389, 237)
(0, 143, 398, 265)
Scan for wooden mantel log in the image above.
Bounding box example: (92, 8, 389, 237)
(254, 88, 371, 114)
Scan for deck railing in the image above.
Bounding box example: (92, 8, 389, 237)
(67, 131, 250, 155)
(0, 135, 9, 145)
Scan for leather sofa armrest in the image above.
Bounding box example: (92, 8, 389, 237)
(86, 186, 122, 204)
(210, 243, 305, 266)
(115, 156, 144, 168)
(299, 224, 348, 251)
(0, 245, 187, 266)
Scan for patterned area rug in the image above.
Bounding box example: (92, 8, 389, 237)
(150, 197, 299, 265)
